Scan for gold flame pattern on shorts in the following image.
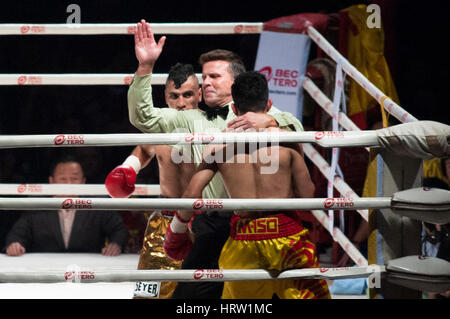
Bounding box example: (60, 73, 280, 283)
(134, 211, 182, 299)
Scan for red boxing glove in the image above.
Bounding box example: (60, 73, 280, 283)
(105, 165, 137, 198)
(163, 226, 192, 261)
(105, 165, 136, 198)
(163, 214, 192, 261)
(105, 155, 141, 198)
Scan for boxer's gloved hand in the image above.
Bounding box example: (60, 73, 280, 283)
(163, 213, 192, 261)
(105, 155, 141, 198)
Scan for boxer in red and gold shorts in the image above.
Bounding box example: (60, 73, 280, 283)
(105, 63, 201, 298)
(166, 72, 330, 299)
(219, 213, 330, 299)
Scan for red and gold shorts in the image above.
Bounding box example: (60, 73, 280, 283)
(219, 214, 330, 299)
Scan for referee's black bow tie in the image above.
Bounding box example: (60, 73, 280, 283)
(205, 105, 229, 120)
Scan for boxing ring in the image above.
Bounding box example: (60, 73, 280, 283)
(0, 20, 449, 299)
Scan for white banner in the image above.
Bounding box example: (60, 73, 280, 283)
(254, 31, 311, 120)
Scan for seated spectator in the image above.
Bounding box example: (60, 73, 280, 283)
(421, 174, 450, 299)
(4, 154, 128, 256)
(0, 212, 20, 255)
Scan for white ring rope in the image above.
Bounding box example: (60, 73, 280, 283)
(0, 73, 196, 86)
(0, 196, 393, 211)
(0, 23, 263, 35)
(303, 143, 369, 221)
(0, 131, 380, 149)
(311, 209, 368, 266)
(0, 73, 203, 86)
(306, 26, 418, 124)
(0, 266, 383, 283)
(0, 184, 160, 196)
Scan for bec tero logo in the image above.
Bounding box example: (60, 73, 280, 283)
(184, 133, 215, 143)
(233, 24, 259, 34)
(53, 135, 85, 145)
(62, 198, 92, 209)
(234, 25, 243, 33)
(54, 135, 66, 145)
(193, 269, 204, 279)
(20, 26, 30, 34)
(192, 199, 223, 210)
(184, 133, 195, 142)
(192, 199, 204, 210)
(20, 25, 45, 34)
(64, 271, 95, 281)
(17, 184, 42, 194)
(315, 131, 325, 140)
(17, 75, 42, 85)
(64, 272, 74, 280)
(258, 66, 273, 82)
(323, 198, 354, 209)
(18, 76, 27, 85)
(262, 67, 300, 88)
(193, 269, 224, 280)
(17, 184, 27, 194)
(315, 131, 345, 140)
(62, 199, 73, 209)
(320, 267, 350, 274)
(324, 198, 335, 209)
(258, 66, 300, 88)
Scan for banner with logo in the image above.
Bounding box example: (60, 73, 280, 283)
(254, 31, 311, 120)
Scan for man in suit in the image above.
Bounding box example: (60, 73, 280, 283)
(4, 155, 128, 256)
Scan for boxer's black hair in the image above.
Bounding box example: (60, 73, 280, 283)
(231, 71, 268, 114)
(166, 63, 197, 89)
